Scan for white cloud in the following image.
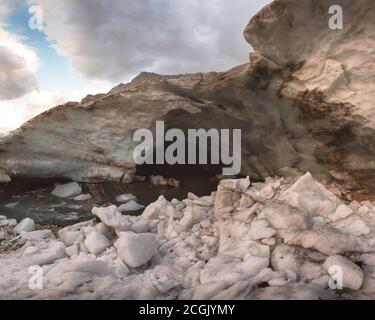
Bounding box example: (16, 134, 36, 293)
(34, 0, 271, 82)
(0, 28, 39, 100)
(0, 0, 40, 101)
(0, 86, 110, 134)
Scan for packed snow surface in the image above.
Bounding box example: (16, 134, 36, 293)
(1, 173, 375, 300)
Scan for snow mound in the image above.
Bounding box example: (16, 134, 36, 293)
(52, 182, 82, 198)
(1, 173, 375, 299)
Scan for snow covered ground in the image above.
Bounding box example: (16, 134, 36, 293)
(1, 173, 375, 300)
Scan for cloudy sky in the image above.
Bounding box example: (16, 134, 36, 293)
(0, 0, 271, 134)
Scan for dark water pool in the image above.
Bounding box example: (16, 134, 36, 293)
(0, 174, 218, 226)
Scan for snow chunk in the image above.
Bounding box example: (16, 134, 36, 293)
(271, 244, 325, 282)
(187, 194, 215, 207)
(268, 277, 291, 287)
(249, 219, 276, 240)
(114, 232, 158, 268)
(200, 255, 269, 285)
(118, 200, 145, 212)
(280, 173, 337, 216)
(65, 244, 79, 257)
(95, 222, 115, 238)
(5, 202, 17, 208)
(52, 182, 82, 198)
(21, 241, 66, 267)
(58, 230, 84, 246)
(261, 204, 311, 230)
(329, 204, 353, 222)
(261, 238, 276, 246)
(323, 255, 364, 290)
(84, 231, 110, 255)
(360, 253, 375, 266)
(44, 256, 110, 292)
(150, 175, 168, 186)
(112, 257, 130, 279)
(131, 219, 150, 233)
(282, 227, 371, 255)
(219, 177, 250, 192)
(212, 177, 251, 218)
(214, 187, 240, 218)
(331, 216, 371, 236)
(73, 193, 92, 201)
(193, 255, 269, 299)
(178, 206, 207, 231)
(0, 218, 17, 227)
(218, 221, 270, 259)
(14, 218, 35, 234)
(116, 193, 136, 203)
(358, 206, 370, 215)
(256, 184, 276, 202)
(0, 169, 11, 183)
(58, 221, 93, 246)
(22, 229, 53, 241)
(234, 204, 259, 223)
(150, 175, 180, 187)
(141, 195, 169, 219)
(92, 205, 131, 233)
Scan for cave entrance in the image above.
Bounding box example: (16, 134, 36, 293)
(132, 141, 231, 203)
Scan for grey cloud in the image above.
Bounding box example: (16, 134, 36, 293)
(0, 0, 39, 101)
(0, 44, 38, 100)
(0, 0, 24, 19)
(36, 0, 272, 82)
